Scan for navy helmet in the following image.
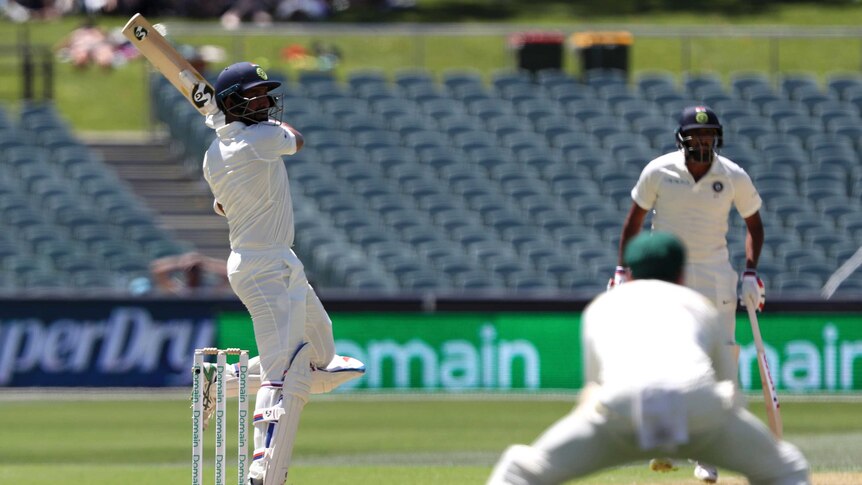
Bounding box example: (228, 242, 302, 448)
(215, 62, 280, 104)
(214, 62, 282, 123)
(675, 105, 723, 162)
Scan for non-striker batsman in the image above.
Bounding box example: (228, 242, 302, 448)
(610, 105, 766, 483)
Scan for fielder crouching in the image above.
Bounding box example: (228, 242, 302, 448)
(487, 232, 809, 485)
(200, 61, 365, 485)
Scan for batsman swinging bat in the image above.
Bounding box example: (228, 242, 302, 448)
(122, 13, 218, 117)
(745, 299, 783, 439)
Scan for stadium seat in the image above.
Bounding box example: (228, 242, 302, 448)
(779, 73, 820, 98)
(564, 98, 610, 122)
(793, 87, 832, 112)
(826, 72, 862, 99)
(549, 83, 595, 104)
(637, 70, 676, 94)
(491, 69, 532, 92)
(454, 270, 504, 289)
(774, 273, 823, 292)
(827, 119, 862, 142)
(683, 72, 722, 96)
(762, 100, 808, 125)
(347, 69, 388, 92)
(583, 68, 627, 87)
(731, 72, 772, 97)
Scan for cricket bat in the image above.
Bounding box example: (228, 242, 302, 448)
(122, 13, 218, 116)
(745, 300, 783, 439)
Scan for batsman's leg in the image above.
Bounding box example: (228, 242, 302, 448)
(261, 343, 313, 485)
(212, 353, 366, 402)
(303, 284, 366, 393)
(247, 380, 284, 484)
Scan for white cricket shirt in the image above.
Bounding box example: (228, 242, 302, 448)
(582, 280, 735, 391)
(631, 151, 762, 263)
(203, 120, 298, 250)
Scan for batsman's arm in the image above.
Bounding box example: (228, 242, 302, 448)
(280, 121, 304, 151)
(743, 211, 764, 270)
(617, 202, 648, 265)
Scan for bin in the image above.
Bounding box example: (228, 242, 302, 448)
(571, 31, 633, 79)
(509, 31, 565, 74)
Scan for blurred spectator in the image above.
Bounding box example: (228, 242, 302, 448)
(80, 0, 117, 14)
(274, 0, 330, 21)
(54, 18, 121, 69)
(149, 251, 230, 295)
(1, 0, 32, 22)
(221, 0, 274, 29)
(281, 40, 341, 71)
(8, 0, 70, 20)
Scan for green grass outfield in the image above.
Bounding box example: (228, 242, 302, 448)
(1, 391, 860, 484)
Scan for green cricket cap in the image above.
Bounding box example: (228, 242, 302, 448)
(623, 231, 686, 282)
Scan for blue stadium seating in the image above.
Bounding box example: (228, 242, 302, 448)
(140, 68, 862, 295)
(1, 101, 188, 290)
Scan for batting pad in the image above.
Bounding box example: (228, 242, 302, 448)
(262, 344, 312, 485)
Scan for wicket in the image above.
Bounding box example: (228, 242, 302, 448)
(192, 347, 250, 485)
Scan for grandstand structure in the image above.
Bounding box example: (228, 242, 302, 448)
(148, 67, 862, 296)
(2, 64, 860, 295)
(0, 102, 188, 291)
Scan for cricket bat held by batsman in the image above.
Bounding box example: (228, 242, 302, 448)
(122, 13, 218, 117)
(746, 301, 783, 439)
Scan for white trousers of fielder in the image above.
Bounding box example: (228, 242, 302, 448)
(487, 381, 810, 485)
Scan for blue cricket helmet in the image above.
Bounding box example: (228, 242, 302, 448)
(675, 105, 723, 148)
(214, 62, 281, 110)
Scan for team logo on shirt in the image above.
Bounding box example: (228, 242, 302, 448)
(712, 181, 724, 193)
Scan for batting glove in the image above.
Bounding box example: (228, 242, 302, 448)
(740, 270, 766, 312)
(607, 266, 629, 291)
(205, 110, 226, 129)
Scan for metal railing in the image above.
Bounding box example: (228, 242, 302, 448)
(0, 27, 53, 102)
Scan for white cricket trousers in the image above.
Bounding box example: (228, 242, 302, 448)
(487, 382, 810, 485)
(227, 246, 335, 381)
(227, 246, 335, 483)
(685, 260, 739, 341)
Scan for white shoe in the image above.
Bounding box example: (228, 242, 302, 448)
(311, 355, 366, 394)
(649, 458, 677, 473)
(694, 462, 718, 483)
